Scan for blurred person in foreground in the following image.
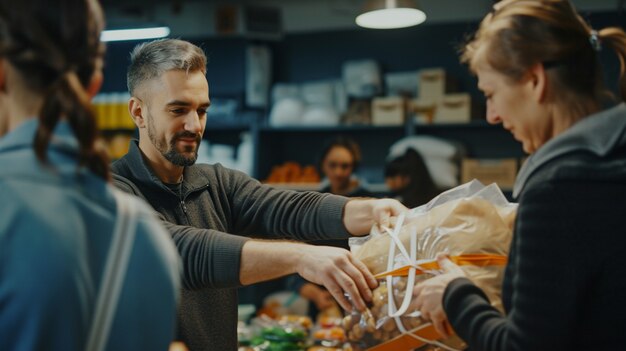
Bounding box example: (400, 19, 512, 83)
(0, 0, 180, 350)
(110, 38, 407, 350)
(411, 0, 626, 349)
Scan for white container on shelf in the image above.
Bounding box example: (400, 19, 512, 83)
(385, 70, 419, 97)
(211, 144, 236, 169)
(269, 97, 304, 126)
(236, 132, 254, 176)
(342, 59, 382, 98)
(300, 105, 340, 126)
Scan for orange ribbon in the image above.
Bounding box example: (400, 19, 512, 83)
(374, 254, 507, 279)
(367, 324, 441, 351)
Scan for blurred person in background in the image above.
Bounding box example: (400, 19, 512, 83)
(0, 0, 181, 350)
(318, 136, 374, 198)
(384, 147, 441, 208)
(411, 0, 626, 349)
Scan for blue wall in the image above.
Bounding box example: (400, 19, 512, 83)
(100, 10, 624, 110)
(101, 37, 247, 98)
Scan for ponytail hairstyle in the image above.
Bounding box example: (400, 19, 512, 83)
(0, 0, 110, 180)
(599, 27, 626, 102)
(462, 0, 626, 109)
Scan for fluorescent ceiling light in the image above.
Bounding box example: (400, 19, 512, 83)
(100, 26, 171, 42)
(356, 0, 426, 29)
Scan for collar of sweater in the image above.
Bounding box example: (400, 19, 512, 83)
(513, 102, 626, 199)
(125, 139, 210, 196)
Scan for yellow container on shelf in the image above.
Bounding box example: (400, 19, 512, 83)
(92, 94, 107, 130)
(113, 92, 132, 129)
(100, 93, 115, 130)
(108, 134, 132, 160)
(93, 92, 134, 131)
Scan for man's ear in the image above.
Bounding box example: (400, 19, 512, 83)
(128, 96, 146, 128)
(527, 62, 548, 104)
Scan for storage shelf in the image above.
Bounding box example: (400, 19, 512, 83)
(255, 124, 406, 182)
(413, 120, 498, 129)
(100, 128, 136, 136)
(263, 183, 321, 191)
(258, 124, 405, 133)
(100, 114, 525, 192)
(410, 120, 526, 159)
(205, 120, 253, 131)
(264, 182, 389, 193)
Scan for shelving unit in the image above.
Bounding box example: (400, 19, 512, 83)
(176, 118, 528, 193)
(203, 120, 252, 149)
(254, 125, 406, 184)
(410, 120, 526, 158)
(265, 182, 390, 194)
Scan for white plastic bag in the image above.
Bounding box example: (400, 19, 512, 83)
(346, 180, 517, 350)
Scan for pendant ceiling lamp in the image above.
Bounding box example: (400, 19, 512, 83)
(356, 0, 426, 29)
(100, 26, 171, 42)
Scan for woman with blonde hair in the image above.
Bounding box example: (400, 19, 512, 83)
(412, 0, 626, 349)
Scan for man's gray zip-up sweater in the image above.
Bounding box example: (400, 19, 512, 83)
(111, 140, 350, 351)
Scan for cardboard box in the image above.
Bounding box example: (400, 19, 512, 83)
(434, 93, 471, 124)
(409, 98, 437, 124)
(418, 68, 446, 104)
(461, 158, 518, 190)
(371, 97, 405, 126)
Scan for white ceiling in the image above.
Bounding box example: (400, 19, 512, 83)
(101, 0, 624, 37)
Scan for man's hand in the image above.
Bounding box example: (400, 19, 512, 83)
(168, 342, 188, 351)
(294, 245, 378, 312)
(240, 241, 377, 312)
(411, 253, 466, 338)
(343, 198, 408, 235)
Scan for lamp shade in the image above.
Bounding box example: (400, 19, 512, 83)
(100, 26, 171, 42)
(356, 0, 426, 29)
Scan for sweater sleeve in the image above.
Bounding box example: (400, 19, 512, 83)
(113, 174, 250, 290)
(219, 165, 351, 241)
(161, 221, 249, 289)
(442, 182, 586, 350)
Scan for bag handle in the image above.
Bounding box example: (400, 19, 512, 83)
(379, 218, 462, 351)
(86, 190, 138, 351)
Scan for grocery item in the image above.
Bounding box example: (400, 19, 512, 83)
(265, 162, 320, 184)
(248, 315, 309, 351)
(346, 180, 516, 350)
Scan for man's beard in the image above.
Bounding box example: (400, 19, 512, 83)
(147, 119, 201, 167)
